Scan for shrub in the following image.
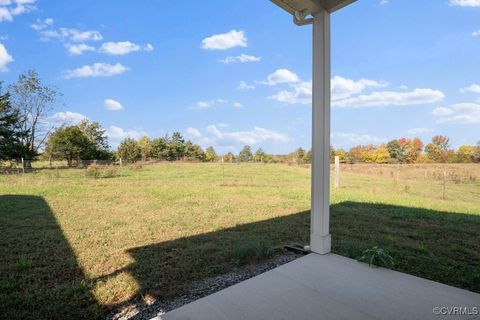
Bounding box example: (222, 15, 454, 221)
(128, 162, 144, 170)
(86, 164, 119, 179)
(358, 246, 394, 268)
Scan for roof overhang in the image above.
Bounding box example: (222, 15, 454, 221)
(271, 0, 356, 25)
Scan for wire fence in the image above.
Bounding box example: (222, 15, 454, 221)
(0, 159, 118, 174)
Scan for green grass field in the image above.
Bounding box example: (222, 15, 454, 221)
(1, 163, 479, 319)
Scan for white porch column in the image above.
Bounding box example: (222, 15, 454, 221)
(310, 10, 331, 255)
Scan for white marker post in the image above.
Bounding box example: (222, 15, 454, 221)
(334, 156, 340, 189)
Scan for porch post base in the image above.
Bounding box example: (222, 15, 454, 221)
(310, 233, 331, 255)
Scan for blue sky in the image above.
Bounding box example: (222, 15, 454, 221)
(0, 0, 479, 153)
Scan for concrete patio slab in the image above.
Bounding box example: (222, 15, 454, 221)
(157, 253, 480, 320)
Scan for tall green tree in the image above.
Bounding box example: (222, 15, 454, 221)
(167, 132, 186, 161)
(9, 70, 61, 160)
(150, 136, 168, 160)
(253, 148, 265, 162)
(117, 138, 141, 163)
(138, 136, 152, 161)
(44, 126, 90, 167)
(0, 87, 26, 160)
(238, 145, 252, 162)
(293, 147, 306, 164)
(78, 119, 111, 160)
(387, 140, 406, 163)
(184, 141, 205, 161)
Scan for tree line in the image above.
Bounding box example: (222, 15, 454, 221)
(1, 70, 479, 166)
(286, 136, 480, 165)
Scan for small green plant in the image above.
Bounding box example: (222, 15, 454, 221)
(14, 257, 33, 271)
(0, 281, 17, 291)
(358, 246, 394, 268)
(233, 239, 274, 265)
(85, 164, 119, 179)
(66, 279, 93, 295)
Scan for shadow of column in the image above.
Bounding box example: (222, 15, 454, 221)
(0, 195, 103, 320)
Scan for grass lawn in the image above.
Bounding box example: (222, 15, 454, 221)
(0, 163, 479, 319)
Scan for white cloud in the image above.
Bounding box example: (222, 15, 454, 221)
(333, 88, 445, 108)
(407, 128, 432, 135)
(104, 99, 124, 111)
(41, 27, 103, 42)
(269, 81, 312, 104)
(186, 127, 202, 138)
(433, 103, 480, 124)
(189, 98, 227, 110)
(331, 76, 387, 100)
(460, 83, 480, 94)
(0, 0, 36, 22)
(266, 73, 443, 108)
(332, 132, 388, 145)
(190, 101, 213, 109)
(268, 76, 388, 105)
(238, 81, 255, 90)
(0, 43, 13, 71)
(99, 41, 142, 55)
(189, 125, 289, 147)
(32, 19, 153, 57)
(48, 111, 88, 126)
(66, 43, 95, 55)
(201, 30, 247, 50)
(62, 63, 129, 79)
(233, 102, 243, 108)
(432, 107, 454, 116)
(379, 0, 389, 4)
(63, 40, 153, 56)
(220, 54, 261, 64)
(0, 8, 12, 23)
(186, 127, 215, 146)
(473, 30, 480, 36)
(145, 43, 154, 51)
(106, 125, 146, 141)
(260, 69, 300, 86)
(31, 17, 53, 30)
(449, 0, 480, 6)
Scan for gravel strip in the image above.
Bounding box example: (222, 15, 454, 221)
(107, 251, 303, 320)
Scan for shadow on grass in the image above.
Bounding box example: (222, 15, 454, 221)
(108, 201, 480, 315)
(330, 202, 480, 293)
(1, 197, 479, 320)
(0, 195, 103, 320)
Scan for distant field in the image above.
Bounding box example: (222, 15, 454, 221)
(0, 163, 479, 319)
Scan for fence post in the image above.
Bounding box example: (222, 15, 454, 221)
(443, 171, 447, 200)
(21, 157, 25, 174)
(334, 156, 340, 189)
